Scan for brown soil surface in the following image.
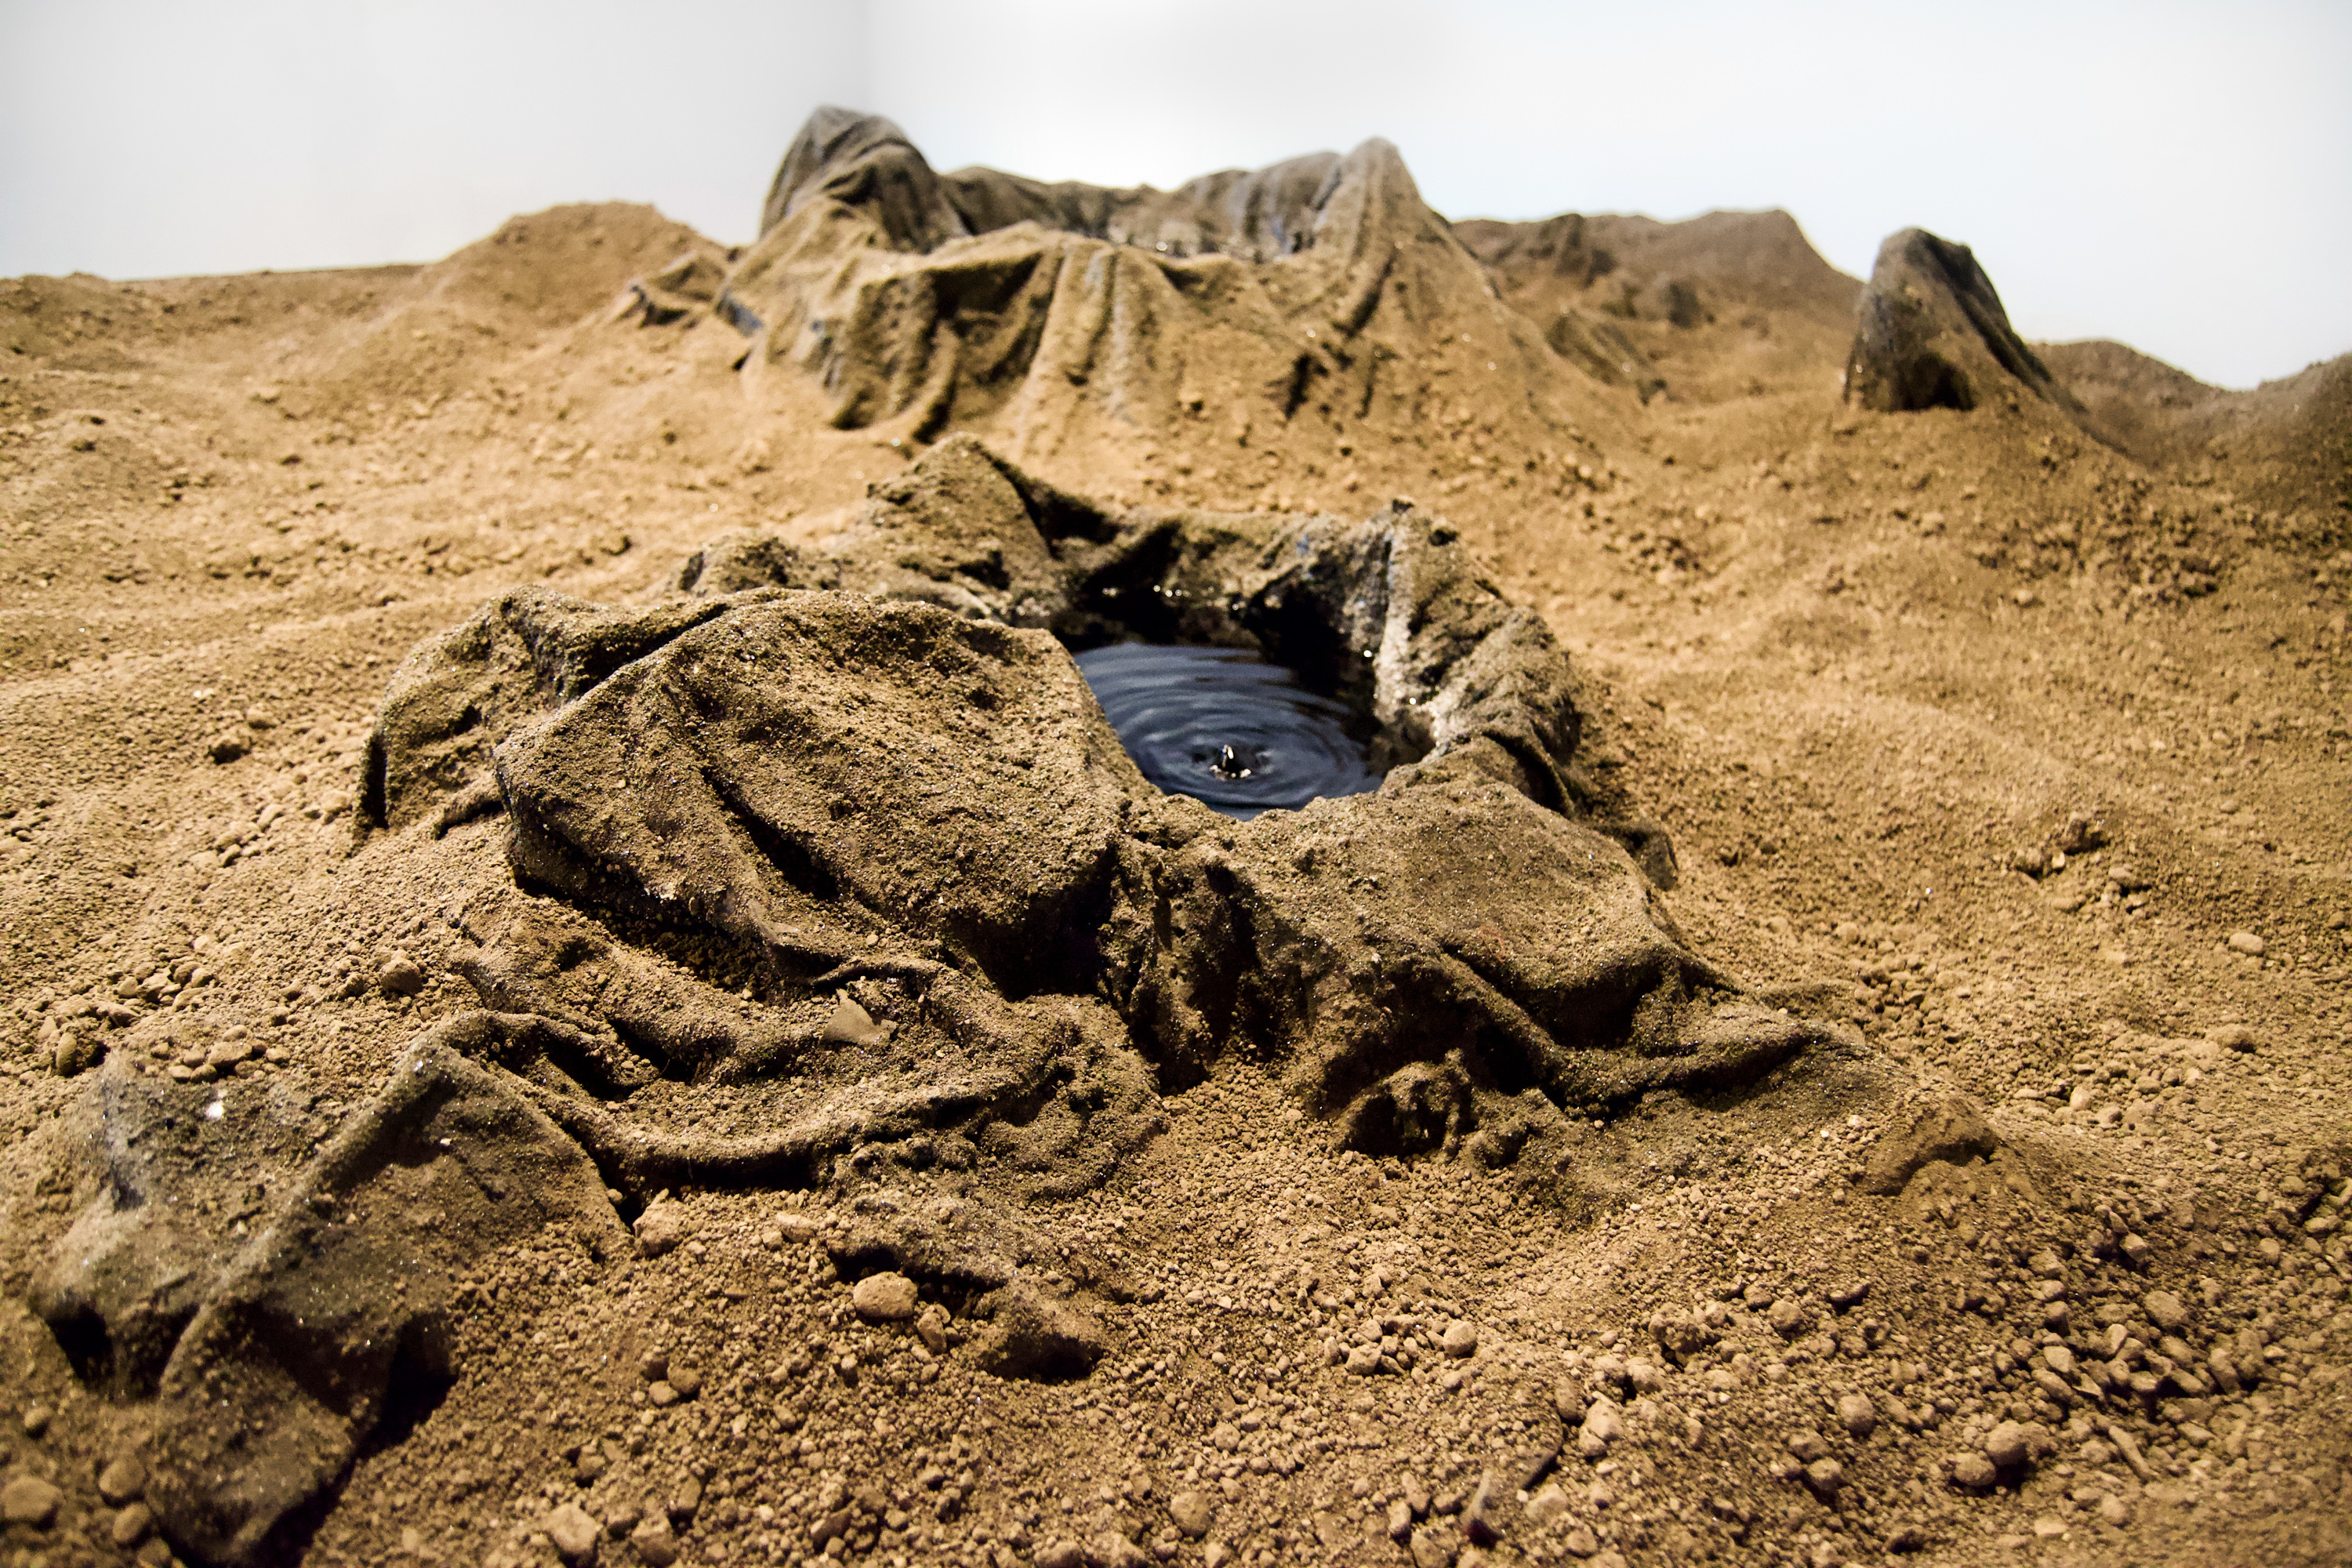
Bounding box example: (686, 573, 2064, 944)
(3, 115, 2350, 1568)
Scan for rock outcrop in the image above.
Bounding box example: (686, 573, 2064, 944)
(632, 108, 1626, 467)
(1843, 227, 2096, 430)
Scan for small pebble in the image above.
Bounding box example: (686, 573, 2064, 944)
(2033, 1369, 2075, 1408)
(1767, 1298, 1807, 1338)
(205, 1036, 256, 1069)
(111, 1501, 153, 1547)
(851, 1272, 920, 1323)
(97, 1451, 147, 1505)
(1836, 1394, 1878, 1439)
(20, 1405, 51, 1438)
(633, 1201, 692, 1259)
(1, 1474, 60, 1527)
(631, 1512, 681, 1566)
(1092, 1530, 1149, 1568)
(1581, 1397, 1624, 1450)
(2143, 1289, 2189, 1333)
(1440, 1320, 1479, 1358)
(1950, 1454, 1995, 1488)
(1984, 1420, 2033, 1470)
(1169, 1489, 1214, 1538)
(821, 996, 888, 1047)
(378, 952, 427, 996)
(544, 1501, 599, 1565)
(1787, 1430, 1829, 1463)
(1463, 1472, 1507, 1546)
(2226, 931, 2267, 956)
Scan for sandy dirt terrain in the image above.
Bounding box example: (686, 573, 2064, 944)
(2, 111, 2348, 1568)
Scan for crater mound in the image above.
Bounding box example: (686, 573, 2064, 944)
(32, 438, 1852, 1562)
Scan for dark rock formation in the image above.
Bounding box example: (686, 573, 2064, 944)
(643, 109, 1621, 455)
(760, 106, 973, 254)
(1843, 227, 2096, 427)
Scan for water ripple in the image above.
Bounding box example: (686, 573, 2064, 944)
(1076, 643, 1382, 820)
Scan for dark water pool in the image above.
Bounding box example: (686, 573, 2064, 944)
(1074, 643, 1383, 820)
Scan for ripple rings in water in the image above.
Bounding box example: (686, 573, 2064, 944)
(1075, 643, 1383, 820)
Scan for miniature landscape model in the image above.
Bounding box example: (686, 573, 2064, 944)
(1, 106, 2348, 1568)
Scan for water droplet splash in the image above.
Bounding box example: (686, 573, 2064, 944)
(1075, 643, 1382, 819)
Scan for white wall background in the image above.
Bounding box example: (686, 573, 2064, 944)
(2, 0, 2346, 388)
